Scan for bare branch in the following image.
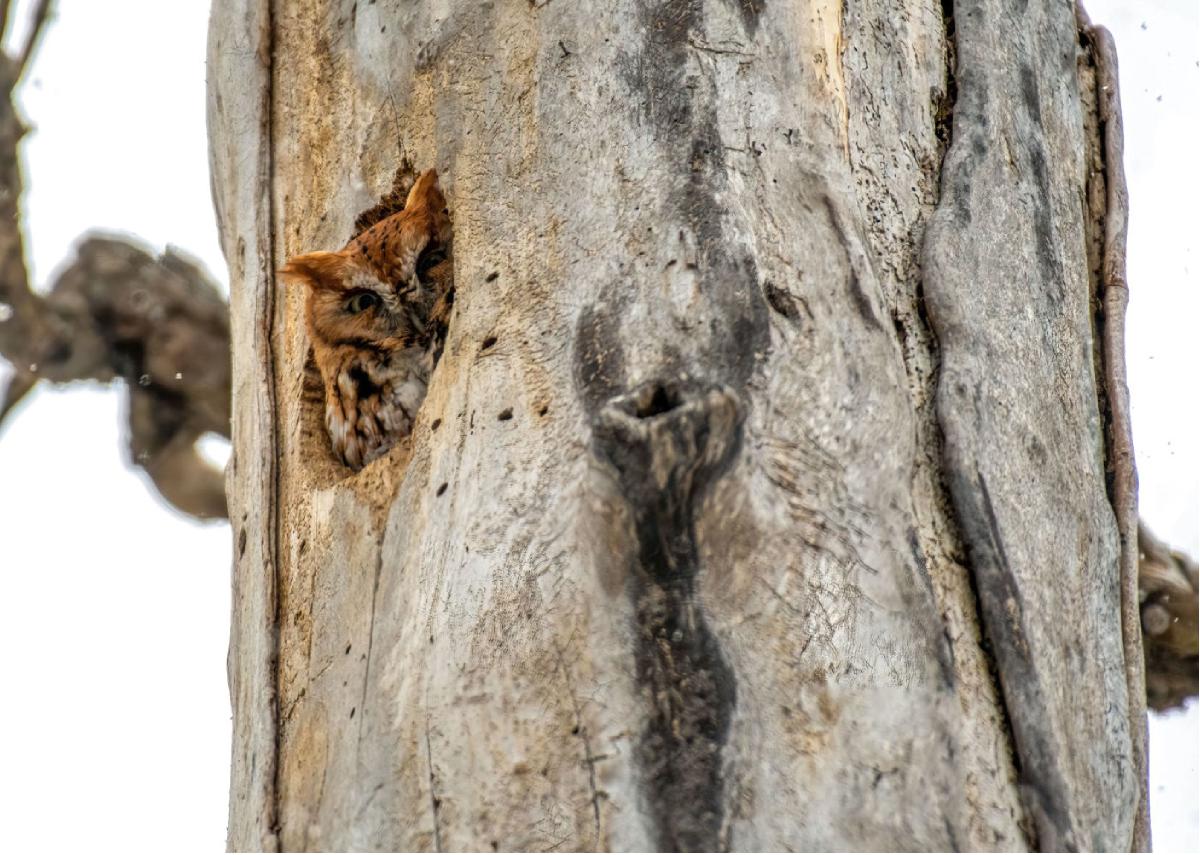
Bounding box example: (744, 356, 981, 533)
(0, 1, 230, 520)
(0, 0, 14, 46)
(0, 15, 35, 374)
(0, 236, 231, 518)
(0, 365, 36, 422)
(15, 0, 53, 82)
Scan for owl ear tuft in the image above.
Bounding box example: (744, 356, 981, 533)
(404, 168, 442, 210)
(279, 251, 352, 289)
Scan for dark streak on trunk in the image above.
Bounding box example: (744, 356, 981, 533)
(614, 0, 770, 394)
(820, 195, 883, 331)
(572, 3, 774, 846)
(589, 379, 744, 851)
(950, 466, 1077, 851)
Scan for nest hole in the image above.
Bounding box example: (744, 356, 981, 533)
(634, 383, 681, 419)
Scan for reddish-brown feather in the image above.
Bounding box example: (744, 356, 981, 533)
(278, 168, 454, 469)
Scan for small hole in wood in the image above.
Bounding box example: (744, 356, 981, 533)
(481, 336, 498, 351)
(486, 271, 499, 282)
(497, 408, 513, 421)
(431, 418, 442, 431)
(764, 281, 800, 320)
(635, 384, 678, 419)
(436, 482, 448, 496)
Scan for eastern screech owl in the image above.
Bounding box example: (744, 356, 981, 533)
(280, 168, 453, 470)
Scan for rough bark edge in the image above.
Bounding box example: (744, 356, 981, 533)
(263, 4, 282, 839)
(1086, 19, 1150, 851)
(209, 0, 280, 849)
(922, 0, 1138, 848)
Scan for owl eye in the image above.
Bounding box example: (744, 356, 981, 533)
(418, 248, 446, 273)
(345, 291, 380, 314)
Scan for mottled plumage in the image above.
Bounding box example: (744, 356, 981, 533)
(280, 169, 452, 469)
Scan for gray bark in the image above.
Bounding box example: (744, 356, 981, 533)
(209, 0, 1146, 850)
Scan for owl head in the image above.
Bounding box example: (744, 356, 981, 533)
(279, 250, 401, 353)
(280, 169, 450, 353)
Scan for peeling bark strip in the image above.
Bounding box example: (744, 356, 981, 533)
(591, 379, 743, 850)
(1079, 12, 1150, 848)
(924, 0, 1138, 849)
(1095, 24, 1149, 851)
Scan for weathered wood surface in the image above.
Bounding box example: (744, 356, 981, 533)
(923, 1, 1139, 848)
(209, 0, 1145, 850)
(207, 0, 278, 847)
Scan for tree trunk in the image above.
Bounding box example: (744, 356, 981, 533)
(208, 0, 1146, 850)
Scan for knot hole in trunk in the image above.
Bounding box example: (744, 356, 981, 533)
(592, 378, 743, 524)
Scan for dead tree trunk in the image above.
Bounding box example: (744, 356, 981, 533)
(209, 0, 1147, 849)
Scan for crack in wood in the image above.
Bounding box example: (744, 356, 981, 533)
(552, 643, 603, 846)
(263, 0, 283, 848)
(424, 719, 444, 851)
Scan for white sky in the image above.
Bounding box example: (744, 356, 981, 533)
(0, 0, 1194, 851)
